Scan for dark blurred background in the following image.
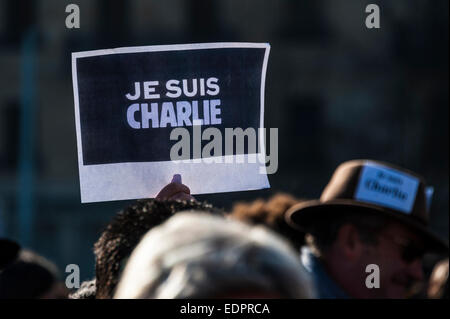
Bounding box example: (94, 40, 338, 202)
(0, 0, 448, 281)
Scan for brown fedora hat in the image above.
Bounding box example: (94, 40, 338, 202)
(286, 160, 448, 252)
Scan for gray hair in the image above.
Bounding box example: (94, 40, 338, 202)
(114, 212, 314, 299)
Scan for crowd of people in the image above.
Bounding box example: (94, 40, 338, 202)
(0, 159, 448, 299)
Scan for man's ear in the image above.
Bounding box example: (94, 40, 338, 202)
(335, 224, 364, 261)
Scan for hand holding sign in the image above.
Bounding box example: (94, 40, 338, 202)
(155, 174, 195, 201)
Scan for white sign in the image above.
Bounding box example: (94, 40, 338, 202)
(72, 43, 271, 203)
(354, 162, 419, 214)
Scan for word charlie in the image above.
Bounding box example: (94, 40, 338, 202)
(125, 77, 223, 129)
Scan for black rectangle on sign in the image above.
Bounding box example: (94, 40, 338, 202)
(74, 45, 267, 165)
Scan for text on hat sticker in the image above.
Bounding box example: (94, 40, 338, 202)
(354, 163, 419, 214)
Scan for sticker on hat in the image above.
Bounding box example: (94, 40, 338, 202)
(354, 162, 419, 214)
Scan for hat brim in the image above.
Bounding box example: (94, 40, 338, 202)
(286, 199, 449, 254)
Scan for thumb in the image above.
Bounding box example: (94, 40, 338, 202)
(171, 174, 182, 184)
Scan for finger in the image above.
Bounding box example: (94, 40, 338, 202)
(171, 174, 182, 184)
(156, 182, 190, 200)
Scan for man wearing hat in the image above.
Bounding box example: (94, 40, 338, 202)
(286, 159, 448, 299)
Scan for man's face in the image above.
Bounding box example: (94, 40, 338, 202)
(360, 221, 425, 298)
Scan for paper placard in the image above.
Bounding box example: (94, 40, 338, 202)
(72, 43, 271, 203)
(354, 162, 419, 214)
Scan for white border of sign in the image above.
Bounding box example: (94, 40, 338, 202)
(72, 43, 271, 203)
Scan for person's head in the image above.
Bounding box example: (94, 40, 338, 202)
(114, 212, 314, 299)
(286, 159, 448, 299)
(0, 239, 67, 299)
(305, 209, 426, 298)
(93, 199, 222, 298)
(230, 193, 307, 250)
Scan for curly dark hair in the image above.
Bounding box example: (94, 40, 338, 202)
(93, 199, 223, 298)
(230, 193, 307, 251)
